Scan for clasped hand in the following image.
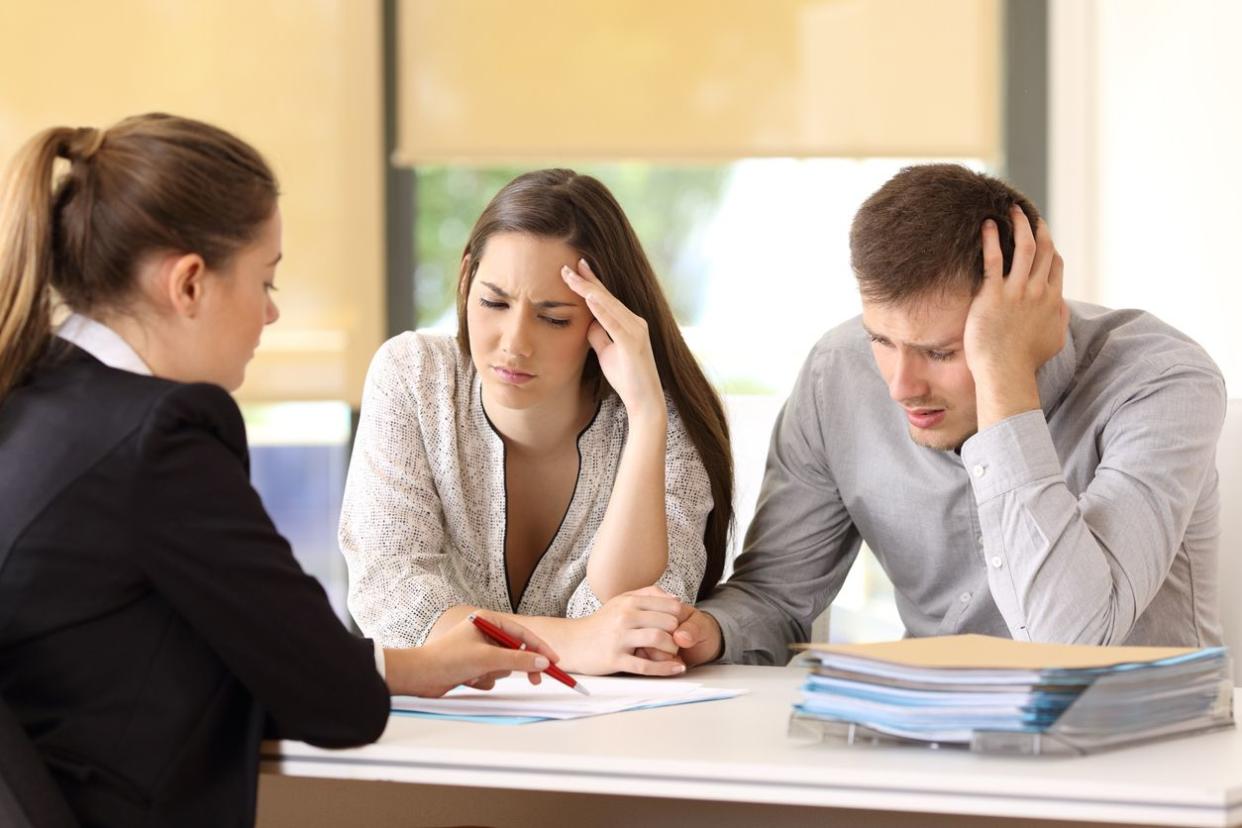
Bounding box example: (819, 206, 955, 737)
(562, 587, 693, 676)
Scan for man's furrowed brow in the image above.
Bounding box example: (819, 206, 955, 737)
(862, 323, 959, 350)
(908, 335, 962, 350)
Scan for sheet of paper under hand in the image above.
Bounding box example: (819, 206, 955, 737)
(392, 675, 745, 723)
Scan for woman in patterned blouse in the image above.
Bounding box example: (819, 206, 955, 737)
(341, 169, 734, 675)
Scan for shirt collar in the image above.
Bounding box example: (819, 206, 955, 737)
(55, 312, 153, 376)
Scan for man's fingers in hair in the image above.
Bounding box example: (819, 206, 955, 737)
(1028, 219, 1057, 292)
(980, 219, 1004, 289)
(1006, 204, 1037, 289)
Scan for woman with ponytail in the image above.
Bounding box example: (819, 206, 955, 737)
(341, 169, 734, 676)
(0, 115, 555, 828)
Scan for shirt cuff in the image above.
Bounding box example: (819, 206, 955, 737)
(960, 409, 1063, 503)
(372, 639, 386, 680)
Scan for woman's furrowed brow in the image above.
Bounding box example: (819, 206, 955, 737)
(479, 280, 580, 309)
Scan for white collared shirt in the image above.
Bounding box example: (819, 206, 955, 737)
(56, 312, 152, 375)
(53, 312, 388, 680)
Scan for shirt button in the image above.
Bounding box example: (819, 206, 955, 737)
(972, 464, 987, 478)
(977, 534, 985, 548)
(990, 556, 1004, 569)
(959, 592, 971, 603)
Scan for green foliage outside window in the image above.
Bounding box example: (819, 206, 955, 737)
(413, 164, 729, 329)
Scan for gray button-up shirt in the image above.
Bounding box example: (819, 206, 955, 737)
(703, 302, 1227, 665)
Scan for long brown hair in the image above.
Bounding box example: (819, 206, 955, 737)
(0, 113, 278, 398)
(456, 169, 734, 600)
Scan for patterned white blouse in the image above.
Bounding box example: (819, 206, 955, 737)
(339, 333, 713, 647)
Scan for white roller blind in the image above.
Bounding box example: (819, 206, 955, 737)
(397, 0, 1001, 162)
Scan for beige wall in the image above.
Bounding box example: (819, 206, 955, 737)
(398, 0, 1000, 163)
(0, 0, 384, 405)
(1050, 0, 1242, 394)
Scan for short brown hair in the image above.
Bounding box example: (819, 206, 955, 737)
(850, 164, 1040, 305)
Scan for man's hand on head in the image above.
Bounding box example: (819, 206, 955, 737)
(964, 204, 1069, 431)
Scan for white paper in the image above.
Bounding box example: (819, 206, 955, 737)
(393, 675, 745, 720)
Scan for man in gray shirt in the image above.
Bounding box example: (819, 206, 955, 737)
(669, 164, 1226, 666)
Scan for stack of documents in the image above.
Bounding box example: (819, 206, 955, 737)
(395, 675, 745, 725)
(791, 635, 1233, 754)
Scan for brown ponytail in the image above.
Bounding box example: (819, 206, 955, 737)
(0, 128, 71, 398)
(456, 169, 735, 600)
(0, 114, 278, 400)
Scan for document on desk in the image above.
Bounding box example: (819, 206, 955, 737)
(392, 675, 745, 724)
(789, 634, 1235, 752)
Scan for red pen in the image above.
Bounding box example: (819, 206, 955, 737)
(468, 613, 591, 696)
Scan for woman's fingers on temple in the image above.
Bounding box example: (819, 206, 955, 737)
(585, 292, 624, 335)
(562, 261, 611, 300)
(586, 320, 613, 353)
(576, 257, 600, 282)
(564, 262, 629, 323)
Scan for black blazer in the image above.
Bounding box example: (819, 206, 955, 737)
(0, 344, 389, 827)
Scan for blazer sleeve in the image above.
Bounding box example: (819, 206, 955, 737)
(129, 383, 390, 748)
(338, 337, 469, 647)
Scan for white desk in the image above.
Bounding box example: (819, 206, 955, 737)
(258, 665, 1242, 828)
